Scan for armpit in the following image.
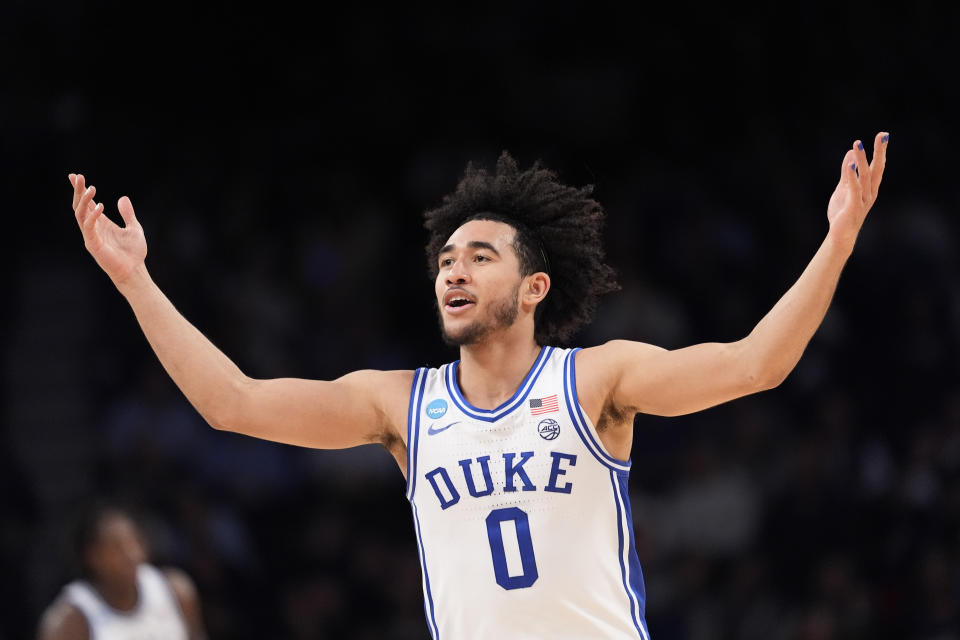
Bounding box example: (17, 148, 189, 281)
(595, 400, 632, 434)
(379, 428, 408, 476)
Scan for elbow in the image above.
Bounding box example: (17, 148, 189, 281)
(734, 337, 793, 393)
(205, 414, 233, 432)
(204, 376, 253, 432)
(735, 346, 788, 394)
(745, 361, 790, 392)
(203, 409, 235, 433)
(757, 369, 788, 391)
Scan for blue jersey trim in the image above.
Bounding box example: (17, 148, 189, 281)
(406, 368, 428, 502)
(411, 503, 440, 639)
(563, 349, 631, 472)
(408, 368, 440, 638)
(617, 472, 650, 640)
(444, 346, 553, 422)
(610, 471, 647, 639)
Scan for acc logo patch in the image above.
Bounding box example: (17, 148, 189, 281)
(425, 398, 448, 419)
(537, 418, 560, 440)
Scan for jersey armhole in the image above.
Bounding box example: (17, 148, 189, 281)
(405, 367, 429, 501)
(565, 348, 632, 473)
(53, 600, 93, 640)
(156, 566, 191, 632)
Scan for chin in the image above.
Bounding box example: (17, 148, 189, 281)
(440, 320, 486, 347)
(441, 329, 478, 347)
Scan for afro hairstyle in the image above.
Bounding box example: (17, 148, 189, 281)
(424, 151, 619, 345)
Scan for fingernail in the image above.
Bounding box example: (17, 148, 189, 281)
(882, 134, 889, 143)
(857, 141, 864, 151)
(851, 163, 857, 170)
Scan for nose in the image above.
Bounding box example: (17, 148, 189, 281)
(445, 258, 471, 285)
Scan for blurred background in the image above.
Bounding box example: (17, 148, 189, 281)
(3, 2, 959, 638)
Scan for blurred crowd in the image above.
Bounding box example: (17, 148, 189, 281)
(4, 3, 960, 639)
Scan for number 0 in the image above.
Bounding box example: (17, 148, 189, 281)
(485, 507, 538, 590)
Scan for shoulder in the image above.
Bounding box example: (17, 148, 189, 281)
(345, 369, 418, 419)
(328, 367, 416, 416)
(337, 368, 417, 398)
(573, 340, 667, 409)
(160, 566, 199, 607)
(160, 566, 207, 638)
(37, 597, 88, 640)
(575, 340, 666, 382)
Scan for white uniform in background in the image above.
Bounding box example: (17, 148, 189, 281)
(63, 563, 188, 640)
(407, 346, 650, 639)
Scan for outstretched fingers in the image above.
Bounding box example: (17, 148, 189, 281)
(75, 183, 98, 227)
(853, 140, 872, 201)
(71, 173, 86, 212)
(840, 149, 862, 201)
(869, 131, 889, 199)
(84, 201, 105, 231)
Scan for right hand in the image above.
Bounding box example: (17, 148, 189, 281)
(70, 173, 148, 287)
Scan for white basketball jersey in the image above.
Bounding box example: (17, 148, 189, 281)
(63, 563, 188, 640)
(406, 346, 650, 639)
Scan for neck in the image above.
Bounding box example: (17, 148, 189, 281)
(91, 575, 139, 612)
(457, 332, 542, 410)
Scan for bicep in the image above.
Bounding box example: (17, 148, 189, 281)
(593, 339, 762, 417)
(222, 369, 413, 449)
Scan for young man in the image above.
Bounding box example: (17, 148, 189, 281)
(68, 132, 888, 639)
(37, 504, 207, 640)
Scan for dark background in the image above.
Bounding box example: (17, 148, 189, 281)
(3, 2, 959, 638)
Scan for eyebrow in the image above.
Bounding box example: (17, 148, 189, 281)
(438, 241, 501, 257)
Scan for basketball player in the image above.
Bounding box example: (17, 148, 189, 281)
(68, 132, 888, 639)
(37, 504, 206, 640)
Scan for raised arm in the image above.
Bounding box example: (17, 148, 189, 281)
(69, 174, 411, 452)
(582, 132, 889, 418)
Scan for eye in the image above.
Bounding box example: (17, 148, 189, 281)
(439, 258, 454, 267)
(474, 254, 489, 263)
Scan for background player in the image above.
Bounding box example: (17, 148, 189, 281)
(67, 132, 888, 637)
(37, 504, 206, 640)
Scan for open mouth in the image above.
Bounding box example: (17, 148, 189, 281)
(444, 294, 476, 313)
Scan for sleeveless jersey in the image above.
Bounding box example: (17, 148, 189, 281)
(63, 563, 188, 640)
(406, 346, 650, 639)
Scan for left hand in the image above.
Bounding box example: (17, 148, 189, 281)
(826, 131, 889, 247)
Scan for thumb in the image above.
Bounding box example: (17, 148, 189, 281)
(117, 196, 138, 226)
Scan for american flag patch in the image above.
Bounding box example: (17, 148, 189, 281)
(529, 394, 559, 415)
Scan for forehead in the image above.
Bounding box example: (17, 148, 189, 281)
(95, 513, 140, 544)
(443, 219, 517, 251)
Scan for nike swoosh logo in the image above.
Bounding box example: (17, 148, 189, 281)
(427, 421, 460, 436)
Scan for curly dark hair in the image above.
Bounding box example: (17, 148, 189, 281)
(424, 151, 619, 345)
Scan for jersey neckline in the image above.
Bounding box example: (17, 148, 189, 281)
(444, 345, 554, 422)
(77, 565, 145, 618)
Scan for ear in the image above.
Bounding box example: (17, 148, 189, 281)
(522, 272, 551, 307)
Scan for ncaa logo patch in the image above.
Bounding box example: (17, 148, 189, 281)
(537, 418, 560, 440)
(425, 398, 448, 419)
